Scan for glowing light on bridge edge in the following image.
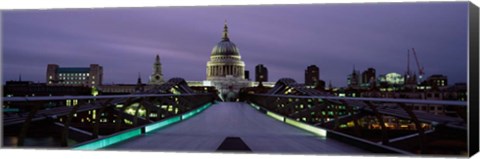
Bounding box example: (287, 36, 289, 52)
(285, 118, 327, 137)
(266, 111, 284, 121)
(73, 128, 142, 150)
(145, 116, 181, 133)
(145, 103, 212, 133)
(249, 103, 260, 110)
(73, 102, 212, 150)
(251, 103, 327, 138)
(181, 103, 211, 120)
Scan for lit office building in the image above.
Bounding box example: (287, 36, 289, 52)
(46, 64, 103, 87)
(378, 72, 404, 91)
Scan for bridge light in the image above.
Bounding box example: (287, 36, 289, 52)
(138, 109, 146, 116)
(126, 108, 135, 115)
(285, 118, 327, 137)
(74, 128, 142, 150)
(91, 87, 99, 96)
(266, 111, 284, 121)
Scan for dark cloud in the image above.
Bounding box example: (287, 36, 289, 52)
(2, 2, 468, 87)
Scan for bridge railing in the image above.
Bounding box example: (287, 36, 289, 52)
(244, 93, 467, 155)
(2, 93, 217, 147)
(73, 102, 213, 150)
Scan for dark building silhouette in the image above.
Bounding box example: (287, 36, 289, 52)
(4, 80, 91, 97)
(255, 64, 268, 82)
(305, 65, 320, 86)
(135, 73, 145, 92)
(361, 68, 376, 84)
(426, 74, 448, 89)
(244, 70, 250, 80)
(347, 66, 360, 89)
(361, 68, 376, 89)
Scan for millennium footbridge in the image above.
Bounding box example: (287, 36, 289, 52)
(2, 78, 467, 156)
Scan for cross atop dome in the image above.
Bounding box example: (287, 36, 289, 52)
(222, 19, 229, 41)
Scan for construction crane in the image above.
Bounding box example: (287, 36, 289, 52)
(411, 48, 425, 82)
(407, 49, 411, 78)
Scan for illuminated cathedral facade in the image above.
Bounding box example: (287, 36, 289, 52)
(205, 22, 250, 101)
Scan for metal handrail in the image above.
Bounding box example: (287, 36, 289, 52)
(2, 93, 210, 102)
(254, 94, 467, 106)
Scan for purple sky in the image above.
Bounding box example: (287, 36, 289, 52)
(2, 2, 469, 87)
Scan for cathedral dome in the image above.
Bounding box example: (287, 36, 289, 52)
(211, 40, 240, 56)
(206, 21, 246, 81)
(210, 22, 240, 56)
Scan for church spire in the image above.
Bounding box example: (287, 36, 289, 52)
(136, 72, 144, 92)
(137, 72, 142, 84)
(149, 54, 164, 85)
(222, 20, 229, 41)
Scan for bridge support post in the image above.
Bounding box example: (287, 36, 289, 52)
(341, 100, 362, 137)
(133, 100, 142, 126)
(399, 103, 425, 154)
(317, 103, 326, 126)
(366, 101, 389, 145)
(156, 100, 166, 121)
(18, 105, 40, 146)
(61, 101, 82, 147)
(93, 99, 113, 138)
(115, 97, 135, 131)
(323, 100, 342, 130)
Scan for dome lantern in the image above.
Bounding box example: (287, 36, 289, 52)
(211, 21, 240, 56)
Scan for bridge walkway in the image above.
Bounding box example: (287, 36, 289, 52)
(106, 102, 366, 154)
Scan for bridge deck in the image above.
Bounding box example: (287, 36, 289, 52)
(106, 102, 366, 154)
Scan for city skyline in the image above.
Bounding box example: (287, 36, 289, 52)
(2, 2, 469, 87)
